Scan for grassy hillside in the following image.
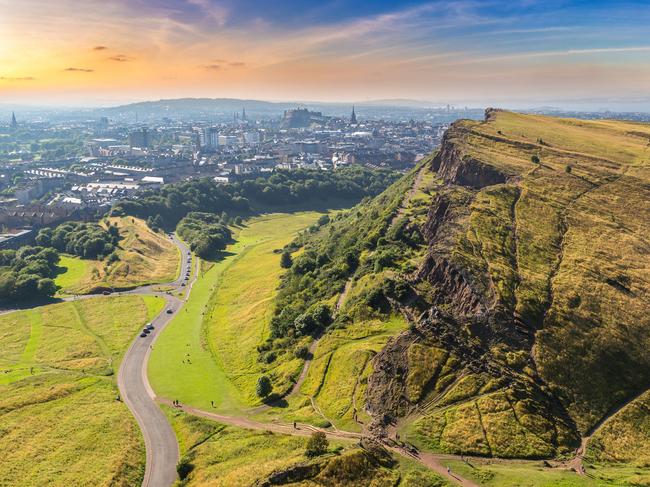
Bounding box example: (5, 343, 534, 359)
(55, 216, 179, 294)
(0, 295, 164, 486)
(268, 110, 650, 467)
(166, 407, 449, 487)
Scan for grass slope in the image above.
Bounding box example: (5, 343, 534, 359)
(55, 216, 179, 294)
(0, 295, 164, 486)
(149, 212, 323, 412)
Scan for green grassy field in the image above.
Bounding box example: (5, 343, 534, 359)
(0, 295, 164, 486)
(55, 216, 180, 295)
(149, 212, 323, 412)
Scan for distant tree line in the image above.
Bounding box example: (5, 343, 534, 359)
(0, 246, 59, 301)
(110, 168, 399, 229)
(176, 212, 232, 259)
(36, 221, 120, 260)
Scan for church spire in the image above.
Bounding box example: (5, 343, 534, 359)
(350, 106, 357, 124)
(10, 111, 17, 129)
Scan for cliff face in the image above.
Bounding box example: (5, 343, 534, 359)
(431, 126, 508, 189)
(363, 109, 650, 459)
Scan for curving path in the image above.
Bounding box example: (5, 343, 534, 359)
(117, 234, 193, 487)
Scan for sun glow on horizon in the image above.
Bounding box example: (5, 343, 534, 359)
(2, 0, 650, 106)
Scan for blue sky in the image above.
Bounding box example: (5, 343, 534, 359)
(1, 0, 649, 106)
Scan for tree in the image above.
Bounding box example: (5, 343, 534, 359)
(37, 278, 57, 296)
(305, 431, 328, 457)
(256, 375, 272, 398)
(280, 251, 293, 269)
(531, 154, 540, 164)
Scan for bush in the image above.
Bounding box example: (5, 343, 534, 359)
(280, 251, 293, 269)
(305, 431, 329, 457)
(256, 375, 272, 398)
(176, 457, 194, 480)
(294, 345, 310, 359)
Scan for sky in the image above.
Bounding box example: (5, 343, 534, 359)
(1, 0, 650, 107)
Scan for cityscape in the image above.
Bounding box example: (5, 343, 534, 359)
(2, 1, 650, 486)
(0, 103, 473, 246)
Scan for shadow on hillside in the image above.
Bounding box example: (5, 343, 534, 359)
(0, 296, 67, 314)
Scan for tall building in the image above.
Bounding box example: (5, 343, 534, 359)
(242, 107, 247, 122)
(350, 106, 357, 124)
(10, 111, 17, 129)
(201, 127, 219, 149)
(128, 128, 149, 148)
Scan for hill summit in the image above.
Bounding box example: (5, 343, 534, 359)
(275, 109, 650, 462)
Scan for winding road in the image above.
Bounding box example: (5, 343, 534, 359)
(117, 234, 193, 487)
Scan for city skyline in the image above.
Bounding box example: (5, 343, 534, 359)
(1, 1, 650, 107)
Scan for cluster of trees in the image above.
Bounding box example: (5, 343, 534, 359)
(0, 246, 59, 301)
(110, 168, 399, 228)
(176, 212, 232, 259)
(36, 221, 119, 260)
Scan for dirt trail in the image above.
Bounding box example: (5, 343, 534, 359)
(390, 165, 426, 226)
(567, 386, 649, 474)
(162, 397, 480, 487)
(287, 275, 353, 400)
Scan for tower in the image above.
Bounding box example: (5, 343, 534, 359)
(10, 111, 17, 129)
(350, 106, 357, 124)
(242, 107, 247, 122)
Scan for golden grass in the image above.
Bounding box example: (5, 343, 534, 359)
(56, 216, 179, 294)
(0, 295, 163, 485)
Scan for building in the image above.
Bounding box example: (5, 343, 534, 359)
(218, 135, 238, 147)
(244, 131, 260, 145)
(10, 112, 17, 129)
(351, 106, 357, 124)
(280, 108, 324, 129)
(201, 127, 219, 149)
(128, 128, 149, 148)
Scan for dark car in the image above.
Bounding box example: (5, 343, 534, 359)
(102, 290, 111, 295)
(140, 332, 148, 338)
(166, 309, 174, 314)
(142, 328, 150, 334)
(181, 283, 186, 287)
(146, 324, 154, 330)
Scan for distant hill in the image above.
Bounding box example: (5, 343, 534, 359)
(97, 97, 484, 122)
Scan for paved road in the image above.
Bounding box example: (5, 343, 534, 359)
(117, 234, 193, 487)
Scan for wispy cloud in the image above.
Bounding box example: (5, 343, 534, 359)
(0, 76, 35, 81)
(203, 64, 221, 71)
(108, 54, 131, 62)
(92, 45, 108, 50)
(64, 67, 94, 72)
(443, 45, 650, 66)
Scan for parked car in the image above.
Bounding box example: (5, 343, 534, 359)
(166, 309, 174, 314)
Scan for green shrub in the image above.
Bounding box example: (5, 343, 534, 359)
(305, 431, 329, 457)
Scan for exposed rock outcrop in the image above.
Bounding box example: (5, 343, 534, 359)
(431, 127, 508, 189)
